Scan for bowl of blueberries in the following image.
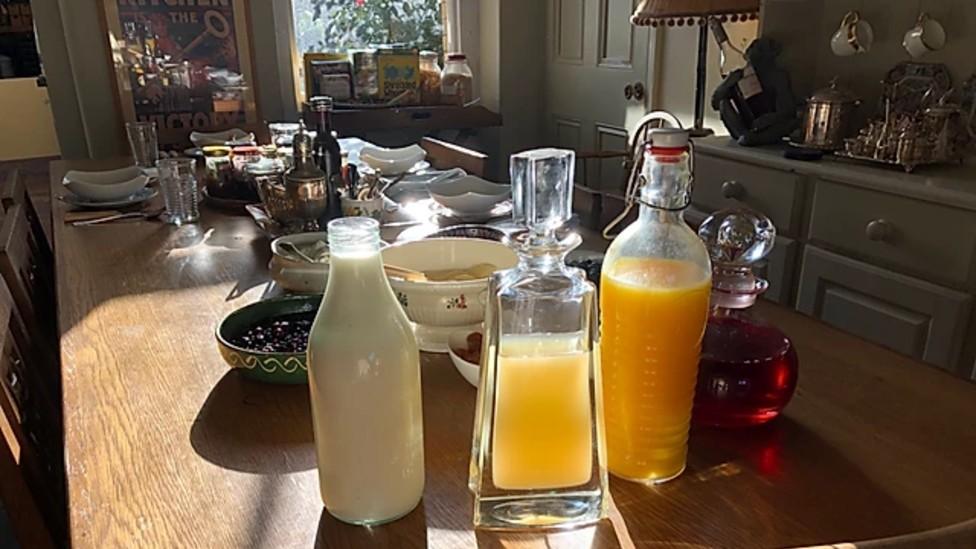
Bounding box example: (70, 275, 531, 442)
(215, 295, 321, 384)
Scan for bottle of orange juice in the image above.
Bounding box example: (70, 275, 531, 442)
(600, 128, 711, 484)
(470, 148, 607, 529)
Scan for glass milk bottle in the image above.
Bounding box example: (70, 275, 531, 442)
(600, 128, 711, 484)
(470, 148, 608, 529)
(307, 217, 424, 525)
(694, 209, 799, 427)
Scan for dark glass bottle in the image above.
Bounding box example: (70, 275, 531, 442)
(309, 96, 342, 218)
(693, 209, 799, 428)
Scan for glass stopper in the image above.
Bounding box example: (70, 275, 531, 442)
(698, 208, 776, 308)
(698, 208, 775, 267)
(510, 148, 575, 237)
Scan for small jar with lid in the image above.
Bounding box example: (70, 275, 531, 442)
(419, 51, 442, 105)
(440, 53, 474, 106)
(231, 145, 263, 175)
(202, 145, 233, 197)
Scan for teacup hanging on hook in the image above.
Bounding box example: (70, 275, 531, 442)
(831, 10, 874, 57)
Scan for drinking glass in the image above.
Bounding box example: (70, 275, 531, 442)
(158, 158, 199, 225)
(126, 121, 159, 169)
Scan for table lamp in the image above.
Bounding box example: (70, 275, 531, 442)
(631, 0, 760, 136)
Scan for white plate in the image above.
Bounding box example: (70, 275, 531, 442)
(433, 200, 513, 224)
(361, 144, 427, 175)
(64, 166, 152, 201)
(190, 129, 254, 148)
(62, 187, 158, 209)
(428, 175, 510, 214)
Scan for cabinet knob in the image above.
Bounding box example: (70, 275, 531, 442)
(721, 180, 745, 199)
(865, 219, 892, 242)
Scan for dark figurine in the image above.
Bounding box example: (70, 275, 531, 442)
(712, 38, 799, 146)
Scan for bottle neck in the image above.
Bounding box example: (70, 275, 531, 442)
(639, 148, 691, 212)
(328, 248, 386, 288)
(638, 205, 684, 225)
(513, 231, 579, 273)
(315, 110, 333, 135)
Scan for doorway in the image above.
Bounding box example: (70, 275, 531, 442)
(0, 0, 60, 161)
(544, 0, 651, 196)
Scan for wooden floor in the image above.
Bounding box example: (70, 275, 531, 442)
(0, 157, 56, 245)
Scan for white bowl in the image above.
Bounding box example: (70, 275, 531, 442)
(190, 129, 255, 148)
(428, 176, 510, 214)
(381, 238, 517, 350)
(63, 166, 149, 201)
(269, 232, 329, 293)
(448, 330, 481, 387)
(360, 144, 426, 175)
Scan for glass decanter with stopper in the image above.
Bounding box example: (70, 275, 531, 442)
(470, 148, 608, 529)
(694, 209, 799, 427)
(307, 217, 424, 525)
(600, 128, 711, 484)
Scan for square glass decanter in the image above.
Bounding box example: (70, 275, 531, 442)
(469, 148, 608, 529)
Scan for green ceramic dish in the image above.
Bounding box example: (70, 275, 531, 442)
(215, 295, 321, 384)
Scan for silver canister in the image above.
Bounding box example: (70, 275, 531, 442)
(802, 79, 861, 150)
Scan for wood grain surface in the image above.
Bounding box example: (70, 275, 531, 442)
(51, 160, 976, 549)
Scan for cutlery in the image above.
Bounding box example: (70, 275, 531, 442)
(72, 208, 165, 227)
(383, 264, 427, 282)
(64, 210, 124, 223)
(278, 241, 320, 263)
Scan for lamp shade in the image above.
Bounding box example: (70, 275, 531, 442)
(631, 0, 759, 27)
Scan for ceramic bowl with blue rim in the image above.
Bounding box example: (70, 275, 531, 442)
(215, 295, 321, 384)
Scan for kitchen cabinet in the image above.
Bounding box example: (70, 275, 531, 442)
(797, 247, 971, 369)
(693, 136, 976, 378)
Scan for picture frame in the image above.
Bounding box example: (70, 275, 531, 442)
(100, 0, 260, 147)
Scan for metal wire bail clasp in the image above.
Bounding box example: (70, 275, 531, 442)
(602, 110, 688, 240)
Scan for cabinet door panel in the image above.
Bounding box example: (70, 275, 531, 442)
(797, 246, 971, 370)
(809, 179, 976, 289)
(692, 154, 801, 236)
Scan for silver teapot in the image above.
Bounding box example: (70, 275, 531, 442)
(257, 121, 330, 231)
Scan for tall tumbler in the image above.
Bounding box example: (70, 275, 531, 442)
(126, 121, 159, 169)
(158, 158, 199, 225)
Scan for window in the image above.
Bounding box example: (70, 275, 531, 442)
(291, 0, 444, 54)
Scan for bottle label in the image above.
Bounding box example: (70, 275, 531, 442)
(737, 65, 763, 99)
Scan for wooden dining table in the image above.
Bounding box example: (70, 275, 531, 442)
(50, 159, 976, 548)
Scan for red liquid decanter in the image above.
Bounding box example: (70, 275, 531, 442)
(694, 209, 798, 428)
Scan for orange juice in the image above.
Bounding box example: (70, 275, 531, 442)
(492, 336, 592, 490)
(600, 257, 710, 482)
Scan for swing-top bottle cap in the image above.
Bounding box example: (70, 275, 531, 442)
(510, 148, 575, 236)
(308, 96, 334, 112)
(698, 208, 776, 308)
(649, 128, 690, 149)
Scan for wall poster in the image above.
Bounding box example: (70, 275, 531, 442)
(102, 0, 259, 146)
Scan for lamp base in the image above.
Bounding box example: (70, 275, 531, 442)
(690, 126, 715, 138)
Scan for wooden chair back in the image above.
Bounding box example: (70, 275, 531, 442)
(1, 168, 53, 269)
(420, 136, 488, 177)
(0, 203, 57, 338)
(0, 277, 63, 548)
(0, 204, 60, 399)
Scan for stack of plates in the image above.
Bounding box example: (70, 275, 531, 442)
(62, 166, 157, 209)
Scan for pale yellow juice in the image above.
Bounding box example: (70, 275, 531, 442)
(491, 335, 592, 490)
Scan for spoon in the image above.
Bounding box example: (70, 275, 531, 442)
(278, 241, 320, 263)
(383, 264, 427, 282)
